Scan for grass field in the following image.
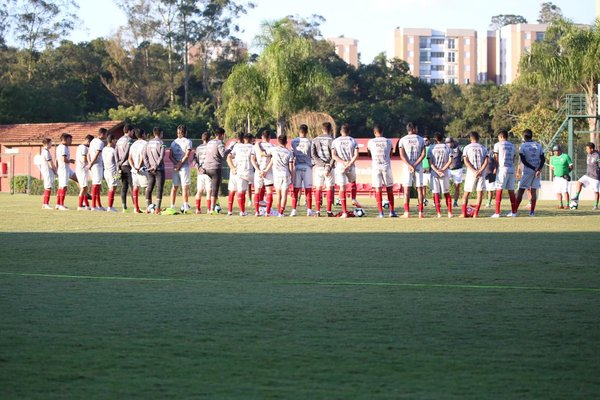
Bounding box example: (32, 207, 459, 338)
(1, 193, 599, 399)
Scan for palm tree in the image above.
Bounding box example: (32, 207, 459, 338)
(520, 18, 600, 143)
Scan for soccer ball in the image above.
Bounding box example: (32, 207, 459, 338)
(147, 204, 157, 213)
(382, 200, 390, 209)
(465, 205, 476, 218)
(354, 208, 365, 217)
(180, 204, 191, 214)
(214, 204, 222, 213)
(569, 200, 579, 210)
(335, 198, 342, 206)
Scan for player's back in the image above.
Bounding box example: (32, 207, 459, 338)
(89, 138, 104, 167)
(494, 141, 515, 171)
(291, 137, 312, 166)
(332, 136, 356, 162)
(203, 139, 227, 170)
(519, 141, 543, 170)
(232, 143, 254, 177)
(145, 139, 165, 171)
(116, 136, 132, 167)
(312, 134, 333, 165)
(269, 146, 293, 176)
(399, 134, 425, 165)
(587, 150, 600, 179)
(429, 143, 450, 169)
(40, 148, 52, 174)
(56, 144, 69, 168)
(195, 144, 207, 167)
(171, 137, 192, 163)
(463, 143, 487, 169)
(255, 141, 273, 169)
(102, 147, 117, 172)
(76, 144, 88, 171)
(130, 140, 147, 168)
(367, 137, 391, 169)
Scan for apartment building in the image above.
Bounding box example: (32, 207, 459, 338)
(394, 28, 478, 85)
(328, 37, 359, 68)
(494, 23, 548, 84)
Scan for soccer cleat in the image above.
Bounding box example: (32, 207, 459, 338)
(505, 212, 516, 217)
(42, 204, 53, 210)
(306, 209, 315, 217)
(557, 205, 565, 209)
(402, 212, 410, 219)
(378, 212, 384, 218)
(77, 206, 87, 211)
(227, 212, 233, 216)
(57, 205, 69, 211)
(447, 213, 453, 218)
(195, 209, 202, 214)
(437, 213, 442, 218)
(255, 211, 260, 217)
(592, 206, 599, 210)
(526, 202, 531, 209)
(290, 209, 297, 217)
(93, 207, 106, 212)
(351, 199, 363, 208)
(133, 208, 143, 214)
(529, 211, 535, 217)
(485, 201, 491, 208)
(490, 213, 500, 218)
(315, 210, 321, 217)
(326, 211, 335, 217)
(106, 207, 118, 212)
(340, 212, 348, 218)
(239, 211, 247, 217)
(277, 213, 284, 217)
(418, 212, 424, 219)
(389, 211, 398, 218)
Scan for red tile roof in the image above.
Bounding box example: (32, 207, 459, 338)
(0, 121, 124, 145)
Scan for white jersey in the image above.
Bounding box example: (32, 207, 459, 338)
(332, 136, 357, 163)
(102, 146, 118, 174)
(130, 139, 147, 171)
(494, 141, 515, 173)
(290, 137, 312, 166)
(255, 142, 273, 170)
(367, 137, 392, 169)
(267, 146, 293, 178)
(170, 137, 193, 166)
(40, 148, 53, 175)
(399, 134, 425, 166)
(230, 143, 254, 180)
(89, 138, 105, 169)
(76, 144, 88, 171)
(463, 143, 488, 170)
(56, 144, 69, 170)
(519, 141, 544, 171)
(428, 143, 451, 170)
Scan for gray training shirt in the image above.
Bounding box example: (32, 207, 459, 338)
(144, 138, 165, 171)
(203, 139, 231, 170)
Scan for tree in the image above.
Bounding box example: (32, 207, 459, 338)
(0, 0, 9, 46)
(519, 19, 600, 143)
(537, 2, 563, 24)
(489, 14, 528, 30)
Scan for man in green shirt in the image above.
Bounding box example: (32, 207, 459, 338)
(549, 144, 573, 209)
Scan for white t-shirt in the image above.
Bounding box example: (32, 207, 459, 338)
(255, 142, 273, 170)
(494, 141, 516, 173)
(332, 136, 357, 163)
(290, 137, 312, 167)
(89, 138, 105, 169)
(40, 148, 53, 175)
(519, 141, 544, 171)
(102, 146, 118, 174)
(76, 144, 88, 171)
(231, 143, 254, 180)
(266, 146, 293, 178)
(171, 137, 193, 166)
(428, 143, 451, 170)
(130, 139, 147, 171)
(399, 134, 425, 166)
(367, 137, 392, 169)
(463, 143, 488, 170)
(56, 144, 69, 170)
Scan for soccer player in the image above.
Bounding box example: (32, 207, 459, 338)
(548, 144, 573, 209)
(461, 131, 489, 218)
(203, 127, 230, 214)
(332, 123, 360, 218)
(252, 130, 274, 216)
(570, 142, 600, 210)
(427, 132, 453, 218)
(421, 134, 432, 207)
(290, 124, 314, 217)
(144, 127, 166, 213)
(55, 133, 74, 211)
(88, 128, 107, 211)
(227, 133, 254, 216)
(39, 138, 57, 209)
(265, 135, 294, 216)
(398, 122, 425, 218)
(75, 134, 93, 211)
(169, 124, 193, 212)
(446, 137, 464, 207)
(194, 132, 211, 214)
(367, 124, 396, 218)
(128, 128, 148, 214)
(226, 132, 243, 216)
(311, 122, 335, 217)
(490, 130, 517, 218)
(116, 124, 135, 212)
(102, 134, 119, 212)
(484, 145, 497, 208)
(513, 129, 545, 217)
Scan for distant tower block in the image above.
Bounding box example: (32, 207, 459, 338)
(328, 37, 359, 68)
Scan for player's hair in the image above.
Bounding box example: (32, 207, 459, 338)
(107, 133, 116, 143)
(406, 122, 416, 133)
(299, 124, 308, 134)
(60, 132, 71, 141)
(123, 124, 133, 133)
(215, 127, 226, 136)
(278, 135, 288, 145)
(134, 128, 145, 139)
(322, 122, 332, 133)
(201, 132, 210, 142)
(152, 127, 162, 137)
(469, 131, 480, 141)
(42, 138, 52, 146)
(177, 124, 188, 137)
(433, 132, 443, 143)
(261, 130, 271, 139)
(244, 132, 253, 141)
(84, 134, 94, 143)
(373, 124, 383, 134)
(341, 123, 350, 134)
(523, 129, 533, 140)
(498, 129, 508, 139)
(98, 128, 108, 136)
(586, 142, 596, 150)
(424, 134, 430, 141)
(237, 132, 245, 141)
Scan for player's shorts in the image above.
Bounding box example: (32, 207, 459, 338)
(372, 166, 394, 188)
(254, 170, 274, 188)
(334, 165, 356, 187)
(228, 172, 237, 191)
(104, 169, 118, 187)
(553, 176, 570, 193)
(518, 168, 541, 190)
(449, 168, 463, 184)
(495, 168, 515, 190)
(430, 170, 450, 194)
(197, 173, 212, 195)
(43, 171, 55, 190)
(90, 164, 103, 185)
(464, 170, 485, 192)
(293, 164, 312, 188)
(132, 169, 148, 188)
(314, 166, 334, 188)
(57, 166, 72, 188)
(401, 165, 424, 187)
(484, 178, 495, 192)
(423, 172, 431, 187)
(172, 166, 191, 187)
(273, 174, 291, 191)
(578, 175, 600, 192)
(231, 175, 250, 192)
(75, 168, 88, 188)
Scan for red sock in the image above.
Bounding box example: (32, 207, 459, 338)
(531, 199, 537, 213)
(108, 189, 115, 208)
(266, 192, 273, 214)
(386, 186, 395, 212)
(418, 202, 424, 213)
(404, 203, 410, 213)
(259, 187, 266, 201)
(43, 189, 51, 205)
(315, 189, 322, 212)
(326, 188, 334, 212)
(254, 193, 260, 213)
(78, 194, 83, 208)
(207, 199, 212, 212)
(434, 193, 441, 214)
(91, 185, 97, 208)
(196, 199, 201, 211)
(444, 193, 453, 213)
(340, 192, 347, 213)
(95, 185, 103, 207)
(237, 192, 246, 213)
(55, 189, 62, 206)
(305, 188, 313, 210)
(475, 204, 481, 217)
(228, 191, 236, 213)
(462, 203, 467, 217)
(133, 187, 139, 210)
(509, 191, 517, 213)
(59, 188, 66, 206)
(495, 189, 503, 214)
(292, 188, 300, 209)
(350, 182, 357, 200)
(376, 190, 383, 213)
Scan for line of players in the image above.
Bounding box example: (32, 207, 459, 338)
(37, 121, 600, 217)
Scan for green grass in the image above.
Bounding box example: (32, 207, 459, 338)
(1, 194, 599, 399)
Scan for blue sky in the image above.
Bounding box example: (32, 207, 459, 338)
(69, 0, 597, 63)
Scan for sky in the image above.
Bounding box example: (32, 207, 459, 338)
(66, 0, 598, 63)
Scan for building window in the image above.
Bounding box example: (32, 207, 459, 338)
(536, 32, 545, 42)
(448, 78, 456, 84)
(409, 36, 414, 44)
(419, 37, 429, 48)
(419, 66, 430, 76)
(431, 38, 445, 45)
(431, 78, 445, 84)
(431, 52, 444, 58)
(408, 64, 413, 71)
(447, 38, 455, 49)
(525, 32, 531, 40)
(447, 65, 455, 76)
(419, 51, 431, 62)
(432, 65, 444, 71)
(465, 51, 470, 59)
(408, 50, 414, 58)
(447, 52, 456, 63)
(465, 65, 471, 72)
(464, 38, 470, 46)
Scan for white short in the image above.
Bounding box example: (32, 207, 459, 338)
(335, 165, 356, 187)
(254, 170, 274, 188)
(104, 169, 118, 187)
(172, 166, 191, 187)
(553, 176, 570, 194)
(231, 175, 250, 192)
(314, 166, 334, 188)
(273, 174, 291, 191)
(401, 165, 424, 187)
(372, 166, 394, 188)
(90, 164, 103, 185)
(228, 172, 237, 191)
(42, 171, 55, 190)
(464, 170, 485, 192)
(76, 168, 88, 188)
(518, 168, 541, 190)
(484, 177, 495, 192)
(293, 165, 312, 188)
(196, 173, 212, 195)
(495, 169, 515, 190)
(578, 175, 600, 192)
(422, 172, 431, 187)
(430, 170, 450, 194)
(57, 166, 72, 188)
(449, 168, 463, 184)
(132, 170, 148, 188)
